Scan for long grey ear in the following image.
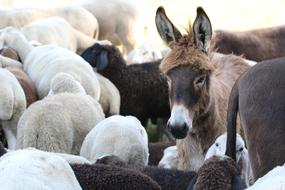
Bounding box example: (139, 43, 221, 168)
(193, 7, 212, 52)
(155, 6, 182, 46)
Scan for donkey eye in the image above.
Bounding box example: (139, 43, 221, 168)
(194, 74, 206, 88)
(238, 147, 244, 152)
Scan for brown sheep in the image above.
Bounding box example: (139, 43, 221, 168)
(226, 57, 285, 181)
(155, 6, 249, 171)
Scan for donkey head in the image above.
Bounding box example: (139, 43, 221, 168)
(156, 7, 214, 139)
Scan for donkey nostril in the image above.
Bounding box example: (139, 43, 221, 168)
(182, 122, 188, 131)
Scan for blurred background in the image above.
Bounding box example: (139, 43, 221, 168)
(1, 0, 285, 49)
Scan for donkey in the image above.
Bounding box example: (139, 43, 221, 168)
(211, 26, 285, 61)
(155, 6, 249, 171)
(226, 57, 285, 181)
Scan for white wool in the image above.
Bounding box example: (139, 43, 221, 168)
(127, 43, 162, 64)
(158, 146, 179, 169)
(80, 115, 149, 166)
(247, 165, 285, 190)
(0, 148, 82, 190)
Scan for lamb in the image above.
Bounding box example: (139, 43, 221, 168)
(127, 43, 162, 64)
(70, 163, 161, 190)
(17, 78, 105, 154)
(148, 141, 175, 166)
(158, 146, 179, 169)
(205, 133, 253, 187)
(0, 148, 82, 190)
(81, 43, 169, 126)
(0, 68, 26, 149)
(20, 17, 98, 53)
(82, 0, 149, 54)
(187, 155, 245, 190)
(80, 115, 148, 166)
(96, 155, 197, 190)
(0, 27, 101, 101)
(225, 57, 285, 180)
(0, 6, 98, 38)
(94, 72, 120, 116)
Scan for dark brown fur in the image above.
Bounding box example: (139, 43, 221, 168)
(211, 26, 285, 61)
(226, 57, 285, 181)
(81, 43, 170, 126)
(156, 7, 249, 171)
(70, 163, 161, 190)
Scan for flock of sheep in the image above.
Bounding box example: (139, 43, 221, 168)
(0, 0, 284, 190)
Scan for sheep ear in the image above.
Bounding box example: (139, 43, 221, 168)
(193, 7, 212, 53)
(96, 50, 109, 71)
(155, 6, 182, 47)
(232, 175, 246, 190)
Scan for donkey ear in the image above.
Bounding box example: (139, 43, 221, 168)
(193, 7, 212, 52)
(96, 50, 109, 71)
(155, 6, 182, 47)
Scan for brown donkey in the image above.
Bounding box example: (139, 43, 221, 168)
(155, 7, 249, 171)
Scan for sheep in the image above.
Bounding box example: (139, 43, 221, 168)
(148, 141, 175, 166)
(70, 162, 161, 190)
(205, 133, 253, 187)
(20, 17, 98, 54)
(17, 83, 105, 154)
(0, 52, 22, 68)
(0, 148, 82, 190)
(96, 155, 197, 190)
(81, 43, 169, 126)
(187, 155, 246, 190)
(0, 68, 26, 150)
(94, 72, 120, 116)
(158, 146, 178, 169)
(247, 165, 285, 190)
(81, 0, 148, 55)
(80, 115, 149, 166)
(0, 27, 101, 101)
(127, 43, 162, 64)
(0, 6, 99, 38)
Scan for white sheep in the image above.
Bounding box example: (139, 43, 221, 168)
(0, 68, 26, 150)
(0, 148, 82, 190)
(80, 115, 149, 166)
(21, 17, 98, 53)
(95, 72, 120, 116)
(246, 165, 285, 190)
(205, 132, 253, 187)
(81, 0, 149, 55)
(17, 80, 105, 154)
(126, 43, 162, 64)
(0, 27, 101, 101)
(0, 6, 98, 38)
(158, 145, 179, 169)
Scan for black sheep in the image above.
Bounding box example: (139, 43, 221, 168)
(96, 155, 196, 190)
(70, 163, 161, 190)
(81, 43, 170, 126)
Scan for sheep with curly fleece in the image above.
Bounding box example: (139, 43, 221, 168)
(21, 17, 98, 54)
(80, 115, 148, 166)
(0, 148, 82, 190)
(205, 133, 253, 187)
(187, 155, 245, 190)
(70, 162, 161, 190)
(0, 6, 98, 38)
(0, 68, 26, 150)
(96, 155, 197, 190)
(94, 72, 120, 116)
(17, 78, 105, 154)
(0, 27, 101, 101)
